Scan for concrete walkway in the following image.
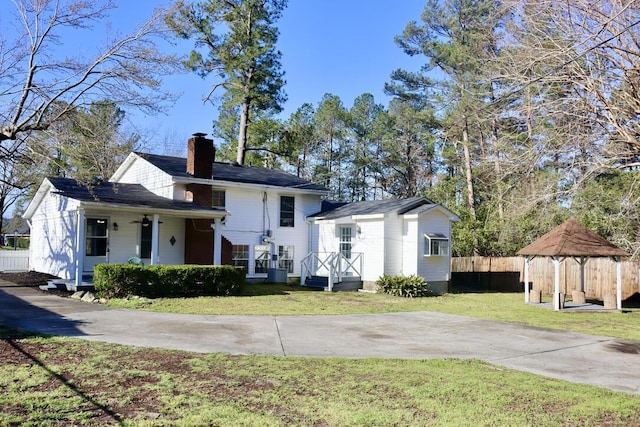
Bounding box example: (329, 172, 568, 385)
(1, 284, 639, 395)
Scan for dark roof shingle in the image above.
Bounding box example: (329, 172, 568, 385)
(309, 197, 433, 220)
(137, 152, 328, 192)
(48, 177, 223, 213)
(517, 218, 628, 257)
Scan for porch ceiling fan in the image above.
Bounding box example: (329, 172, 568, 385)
(130, 214, 162, 227)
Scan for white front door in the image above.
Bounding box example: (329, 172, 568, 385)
(84, 218, 109, 273)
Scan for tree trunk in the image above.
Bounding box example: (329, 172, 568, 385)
(462, 122, 476, 220)
(236, 100, 250, 165)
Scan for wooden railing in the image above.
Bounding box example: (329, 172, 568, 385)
(301, 252, 363, 291)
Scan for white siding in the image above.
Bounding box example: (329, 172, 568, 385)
(115, 156, 174, 198)
(105, 214, 185, 265)
(29, 193, 80, 280)
(384, 214, 404, 276)
(220, 187, 321, 277)
(402, 219, 419, 276)
(415, 210, 452, 282)
(353, 220, 385, 282)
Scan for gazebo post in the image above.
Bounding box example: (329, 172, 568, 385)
(524, 255, 535, 303)
(552, 256, 561, 311)
(578, 256, 587, 292)
(524, 257, 530, 303)
(615, 257, 622, 310)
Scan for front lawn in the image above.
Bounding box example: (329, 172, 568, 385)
(1, 326, 639, 426)
(105, 284, 640, 341)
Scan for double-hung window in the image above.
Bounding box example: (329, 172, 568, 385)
(424, 233, 449, 256)
(339, 227, 352, 259)
(254, 244, 271, 274)
(280, 196, 295, 227)
(211, 189, 225, 208)
(278, 245, 294, 273)
(231, 245, 249, 270)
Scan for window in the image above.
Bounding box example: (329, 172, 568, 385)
(254, 244, 271, 274)
(280, 196, 295, 227)
(278, 245, 294, 273)
(86, 218, 108, 256)
(212, 189, 225, 208)
(231, 245, 249, 270)
(424, 233, 449, 256)
(339, 227, 352, 259)
(140, 222, 152, 258)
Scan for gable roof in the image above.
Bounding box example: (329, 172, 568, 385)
(135, 152, 328, 192)
(24, 177, 225, 219)
(517, 218, 628, 258)
(309, 197, 437, 220)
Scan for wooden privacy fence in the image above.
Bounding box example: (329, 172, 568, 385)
(451, 256, 640, 301)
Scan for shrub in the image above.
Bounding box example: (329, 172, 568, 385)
(376, 274, 432, 298)
(94, 264, 245, 298)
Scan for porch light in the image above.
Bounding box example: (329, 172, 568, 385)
(141, 215, 150, 227)
(113, 222, 118, 231)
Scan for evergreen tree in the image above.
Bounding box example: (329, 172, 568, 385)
(167, 0, 288, 165)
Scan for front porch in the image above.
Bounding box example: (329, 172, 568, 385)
(300, 252, 363, 291)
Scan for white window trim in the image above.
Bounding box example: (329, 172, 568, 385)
(424, 233, 449, 257)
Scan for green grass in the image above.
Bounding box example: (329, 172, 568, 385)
(1, 327, 639, 426)
(105, 284, 640, 341)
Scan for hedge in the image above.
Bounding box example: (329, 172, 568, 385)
(375, 274, 432, 298)
(94, 264, 245, 298)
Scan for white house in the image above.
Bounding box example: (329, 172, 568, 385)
(306, 198, 459, 294)
(24, 134, 458, 293)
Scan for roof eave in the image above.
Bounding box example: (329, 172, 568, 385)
(109, 152, 139, 182)
(77, 201, 228, 219)
(172, 175, 328, 195)
(23, 178, 53, 219)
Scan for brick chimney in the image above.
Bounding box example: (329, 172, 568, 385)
(186, 132, 214, 179)
(185, 133, 216, 265)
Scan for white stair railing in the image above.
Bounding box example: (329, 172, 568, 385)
(300, 252, 363, 291)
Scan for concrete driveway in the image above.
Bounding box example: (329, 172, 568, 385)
(1, 284, 638, 395)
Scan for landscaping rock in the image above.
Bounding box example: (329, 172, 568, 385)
(81, 292, 96, 303)
(71, 291, 85, 300)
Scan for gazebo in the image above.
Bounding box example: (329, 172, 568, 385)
(517, 218, 629, 311)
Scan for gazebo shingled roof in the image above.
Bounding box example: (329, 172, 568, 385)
(517, 218, 628, 258)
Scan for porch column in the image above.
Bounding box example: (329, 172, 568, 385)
(75, 208, 85, 289)
(150, 214, 159, 265)
(552, 256, 561, 311)
(213, 217, 222, 265)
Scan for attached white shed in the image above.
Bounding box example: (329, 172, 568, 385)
(306, 197, 459, 294)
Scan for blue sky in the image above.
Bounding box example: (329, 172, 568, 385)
(3, 0, 428, 152)
(128, 0, 429, 152)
